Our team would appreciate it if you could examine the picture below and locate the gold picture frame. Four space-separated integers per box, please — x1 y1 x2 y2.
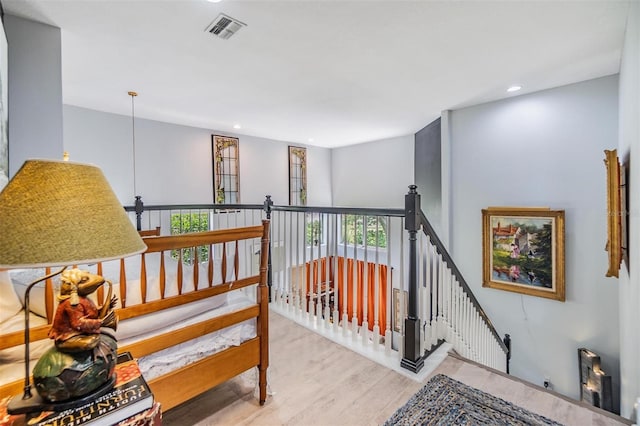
604 149 623 277
482 207 565 301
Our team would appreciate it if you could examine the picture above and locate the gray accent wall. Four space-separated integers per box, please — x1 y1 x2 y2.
448 75 620 411
414 118 442 235
5 15 62 176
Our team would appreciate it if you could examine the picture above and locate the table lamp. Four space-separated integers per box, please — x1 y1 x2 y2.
0 159 146 414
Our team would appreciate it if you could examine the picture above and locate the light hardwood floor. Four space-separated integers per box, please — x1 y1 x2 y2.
162 311 631 426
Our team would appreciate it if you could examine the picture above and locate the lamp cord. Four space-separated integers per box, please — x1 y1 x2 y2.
21 266 67 400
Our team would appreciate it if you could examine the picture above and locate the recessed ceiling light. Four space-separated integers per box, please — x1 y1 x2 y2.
507 85 522 93
233 124 242 129
207 0 222 3
308 138 314 143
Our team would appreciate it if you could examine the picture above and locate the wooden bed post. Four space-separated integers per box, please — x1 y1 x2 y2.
258 219 271 405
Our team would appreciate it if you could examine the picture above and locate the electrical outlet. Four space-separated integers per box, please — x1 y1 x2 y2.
543 378 551 389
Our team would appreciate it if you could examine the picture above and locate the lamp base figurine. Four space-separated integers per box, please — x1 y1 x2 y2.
7 268 119 415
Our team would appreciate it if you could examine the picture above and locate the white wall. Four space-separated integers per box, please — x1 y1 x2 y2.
331 135 414 208
617 0 640 418
449 76 620 409
63 105 332 206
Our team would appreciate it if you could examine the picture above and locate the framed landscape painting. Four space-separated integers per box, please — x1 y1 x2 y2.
482 207 565 301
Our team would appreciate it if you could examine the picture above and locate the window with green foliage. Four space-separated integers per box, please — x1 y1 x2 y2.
342 215 387 248
306 214 323 246
170 212 210 264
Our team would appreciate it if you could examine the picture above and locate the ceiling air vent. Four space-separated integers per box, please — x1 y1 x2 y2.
205 13 247 40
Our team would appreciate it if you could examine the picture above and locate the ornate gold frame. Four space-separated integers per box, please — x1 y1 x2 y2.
604 149 623 277
482 207 565 301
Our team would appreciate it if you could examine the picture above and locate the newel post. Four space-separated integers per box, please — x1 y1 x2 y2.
503 334 512 374
401 185 425 373
263 195 274 302
134 196 143 232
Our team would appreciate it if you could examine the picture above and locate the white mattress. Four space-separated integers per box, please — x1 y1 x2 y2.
0 288 257 386
122 289 257 381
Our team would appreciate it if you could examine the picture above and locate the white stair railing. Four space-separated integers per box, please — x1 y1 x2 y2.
416 207 509 373
268 208 403 357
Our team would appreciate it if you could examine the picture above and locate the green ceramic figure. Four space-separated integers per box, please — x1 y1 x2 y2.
32 269 119 402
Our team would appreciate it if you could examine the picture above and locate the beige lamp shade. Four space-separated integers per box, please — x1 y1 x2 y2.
0 159 146 268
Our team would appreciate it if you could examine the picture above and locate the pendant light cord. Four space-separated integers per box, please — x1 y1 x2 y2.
128 91 138 197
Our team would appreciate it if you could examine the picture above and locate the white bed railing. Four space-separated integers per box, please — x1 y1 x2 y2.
125 187 510 374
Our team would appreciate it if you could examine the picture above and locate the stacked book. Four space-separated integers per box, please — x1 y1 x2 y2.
1 353 158 426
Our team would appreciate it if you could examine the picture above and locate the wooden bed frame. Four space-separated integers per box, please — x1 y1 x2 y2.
0 220 270 412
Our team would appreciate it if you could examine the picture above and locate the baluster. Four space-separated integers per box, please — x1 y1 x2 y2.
399 215 405 342
450 273 456 343
441 263 447 340
323 214 331 328
295 212 301 316
278 211 284 301
470 309 476 361
273 211 280 307
472 302 478 359
420 235 431 347
372 218 381 349
451 279 458 351
303 212 312 320
342 214 349 337
468 304 475 360
457 280 463 350
286 213 292 310
479 323 484 364
458 283 464 351
432 243 439 346
437 255 445 340
475 312 481 362
312 215 320 321
293 211 300 315
332 213 340 332
483 317 489 364
445 266 452 341
351 215 359 341
418 232 426 354
384 216 392 354
460 294 467 357
458 284 464 353
361 215 369 345
483 325 488 365
430 242 438 347
315 214 323 326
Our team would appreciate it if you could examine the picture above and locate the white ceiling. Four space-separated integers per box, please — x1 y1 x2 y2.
2 0 631 148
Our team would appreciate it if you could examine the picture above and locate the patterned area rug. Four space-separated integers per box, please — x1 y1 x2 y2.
384 374 563 426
